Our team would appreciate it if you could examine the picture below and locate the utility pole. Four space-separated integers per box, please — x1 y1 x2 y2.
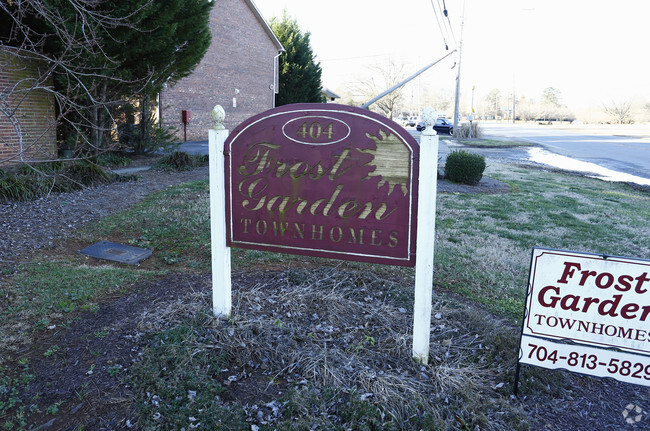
512 77 517 123
471 85 475 115
452 0 466 136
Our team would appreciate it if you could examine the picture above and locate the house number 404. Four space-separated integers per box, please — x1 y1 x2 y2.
296 122 334 140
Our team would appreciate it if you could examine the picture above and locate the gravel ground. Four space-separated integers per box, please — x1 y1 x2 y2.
0 165 209 266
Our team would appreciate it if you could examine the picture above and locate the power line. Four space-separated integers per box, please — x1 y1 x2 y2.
429 0 449 50
437 0 457 47
444 2 458 46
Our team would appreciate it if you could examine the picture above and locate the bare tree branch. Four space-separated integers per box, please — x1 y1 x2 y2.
1 0 152 164
350 59 406 119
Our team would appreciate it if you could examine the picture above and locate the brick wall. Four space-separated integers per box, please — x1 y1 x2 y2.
0 54 57 166
160 0 281 142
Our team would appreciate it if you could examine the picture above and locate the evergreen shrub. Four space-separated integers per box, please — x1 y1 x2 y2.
444 150 486 185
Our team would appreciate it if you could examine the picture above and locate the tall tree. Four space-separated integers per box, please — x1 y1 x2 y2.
603 99 633 124
270 12 323 105
486 89 501 119
542 87 562 107
117 0 213 153
63 0 213 153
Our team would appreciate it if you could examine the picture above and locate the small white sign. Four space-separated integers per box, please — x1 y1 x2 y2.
520 247 650 387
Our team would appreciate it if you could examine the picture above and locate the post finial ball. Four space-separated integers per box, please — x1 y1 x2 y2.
421 107 437 136
211 105 226 130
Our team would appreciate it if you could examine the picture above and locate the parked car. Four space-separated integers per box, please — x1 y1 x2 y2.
404 116 418 127
416 118 453 135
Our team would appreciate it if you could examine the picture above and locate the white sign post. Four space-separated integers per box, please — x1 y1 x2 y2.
209 119 232 317
515 247 650 393
412 112 439 364
209 105 439 364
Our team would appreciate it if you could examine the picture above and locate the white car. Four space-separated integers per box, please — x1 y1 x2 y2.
403 116 418 127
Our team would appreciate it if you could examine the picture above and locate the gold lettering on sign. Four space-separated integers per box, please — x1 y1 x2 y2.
236 142 400 221
230 111 415 265
237 219 400 247
238 182 396 221
358 130 411 196
238 142 279 176
238 142 353 181
296 121 335 140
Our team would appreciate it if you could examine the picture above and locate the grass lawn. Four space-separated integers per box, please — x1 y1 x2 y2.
435 163 650 318
1 158 649 430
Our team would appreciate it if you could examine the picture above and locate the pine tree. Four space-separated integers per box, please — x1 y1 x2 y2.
116 0 213 153
117 0 213 96
270 12 324 106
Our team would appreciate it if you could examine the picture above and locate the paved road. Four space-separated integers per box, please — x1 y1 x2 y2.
480 123 650 184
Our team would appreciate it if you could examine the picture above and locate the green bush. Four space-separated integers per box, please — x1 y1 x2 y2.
0 174 39 201
444 150 486 185
65 161 113 186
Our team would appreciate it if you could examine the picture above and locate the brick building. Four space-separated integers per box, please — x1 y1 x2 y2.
0 53 57 166
160 0 284 142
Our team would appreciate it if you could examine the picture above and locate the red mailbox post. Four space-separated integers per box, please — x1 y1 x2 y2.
182 110 191 142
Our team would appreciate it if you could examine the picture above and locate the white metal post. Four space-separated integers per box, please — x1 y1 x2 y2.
209 128 232 317
412 128 439 364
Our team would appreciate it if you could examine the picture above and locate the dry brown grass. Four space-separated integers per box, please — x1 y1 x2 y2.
135 267 528 429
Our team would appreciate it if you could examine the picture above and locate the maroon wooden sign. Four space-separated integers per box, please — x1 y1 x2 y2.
224 103 420 266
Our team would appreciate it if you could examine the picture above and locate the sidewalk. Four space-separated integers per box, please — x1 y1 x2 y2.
111 141 209 175
112 166 151 175
178 140 209 155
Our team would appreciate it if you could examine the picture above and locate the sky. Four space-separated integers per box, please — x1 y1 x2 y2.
255 0 650 115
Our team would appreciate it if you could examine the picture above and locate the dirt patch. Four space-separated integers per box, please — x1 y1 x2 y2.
17 269 650 430
0 160 209 266
18 274 208 430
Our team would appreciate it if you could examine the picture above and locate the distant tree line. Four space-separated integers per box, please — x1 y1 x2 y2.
476 87 575 122
475 86 650 124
